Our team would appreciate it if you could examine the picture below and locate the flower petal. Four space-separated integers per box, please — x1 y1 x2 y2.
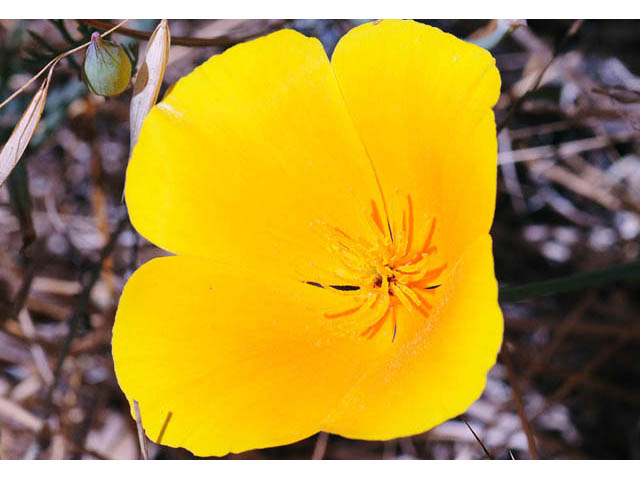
112 255 392 457
126 29 386 280
323 235 503 439
332 20 501 264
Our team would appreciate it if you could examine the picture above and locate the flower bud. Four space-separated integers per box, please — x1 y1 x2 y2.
83 32 132 97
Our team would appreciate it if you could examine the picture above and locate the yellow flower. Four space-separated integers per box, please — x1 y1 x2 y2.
113 19 503 457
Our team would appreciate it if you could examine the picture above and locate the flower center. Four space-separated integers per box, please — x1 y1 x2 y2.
306 195 446 341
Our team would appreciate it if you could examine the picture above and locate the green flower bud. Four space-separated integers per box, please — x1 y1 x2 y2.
83 32 132 97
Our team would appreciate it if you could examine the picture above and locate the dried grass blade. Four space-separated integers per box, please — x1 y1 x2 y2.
0 63 56 187
133 399 149 460
129 19 170 154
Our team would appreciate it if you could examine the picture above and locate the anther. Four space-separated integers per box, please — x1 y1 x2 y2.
329 285 361 291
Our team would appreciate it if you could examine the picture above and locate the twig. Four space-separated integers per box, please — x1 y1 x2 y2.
43 214 128 409
498 129 527 213
498 132 637 166
462 419 493 459
78 19 286 48
9 246 42 318
578 378 640 406
7 160 36 251
495 337 629 456
529 159 622 211
524 294 594 380
506 120 575 140
28 214 128 458
498 129 638 165
68 387 107 460
0 19 130 111
532 338 628 421
312 432 329 460
497 20 584 134
501 343 539 459
133 400 149 460
506 316 640 340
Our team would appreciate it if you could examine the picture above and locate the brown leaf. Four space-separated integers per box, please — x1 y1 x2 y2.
0 63 56 187
129 19 170 154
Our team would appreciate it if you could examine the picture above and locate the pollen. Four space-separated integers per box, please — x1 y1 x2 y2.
310 195 446 341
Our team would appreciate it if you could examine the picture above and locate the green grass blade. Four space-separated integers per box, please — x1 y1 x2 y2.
499 260 640 302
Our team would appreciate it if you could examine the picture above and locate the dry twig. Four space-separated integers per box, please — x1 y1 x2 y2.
501 343 539 459
497 20 585 133
78 19 286 48
133 400 149 460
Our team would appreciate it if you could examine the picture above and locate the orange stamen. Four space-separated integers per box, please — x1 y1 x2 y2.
319 200 444 341
394 283 432 320
405 195 414 257
411 263 447 287
391 195 415 264
370 200 386 238
361 309 390 339
421 217 437 253
324 300 367 319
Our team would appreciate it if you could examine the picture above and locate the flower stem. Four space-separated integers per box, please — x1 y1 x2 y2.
498 259 640 302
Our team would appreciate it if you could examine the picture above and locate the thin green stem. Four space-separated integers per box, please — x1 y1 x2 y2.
499 260 640 302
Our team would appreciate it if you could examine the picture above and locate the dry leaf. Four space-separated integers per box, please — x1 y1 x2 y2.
129 19 170 154
0 63 56 187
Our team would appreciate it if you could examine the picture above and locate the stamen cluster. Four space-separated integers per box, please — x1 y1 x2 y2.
309 196 447 340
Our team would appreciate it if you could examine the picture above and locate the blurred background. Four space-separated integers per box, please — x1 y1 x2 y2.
0 19 639 460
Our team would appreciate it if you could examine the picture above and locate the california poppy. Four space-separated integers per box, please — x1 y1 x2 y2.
113 19 503 457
